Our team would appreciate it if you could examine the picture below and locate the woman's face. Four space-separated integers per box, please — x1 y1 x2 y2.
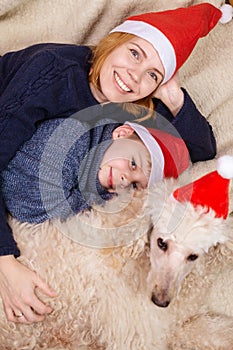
94 37 164 103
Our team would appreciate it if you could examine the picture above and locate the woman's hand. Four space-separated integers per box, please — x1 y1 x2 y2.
154 73 184 117
0 255 57 323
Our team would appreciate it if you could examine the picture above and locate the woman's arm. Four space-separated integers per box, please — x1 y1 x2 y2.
153 75 216 162
0 44 88 322
153 73 185 117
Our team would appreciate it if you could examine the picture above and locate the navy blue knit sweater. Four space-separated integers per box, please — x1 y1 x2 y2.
0 43 216 256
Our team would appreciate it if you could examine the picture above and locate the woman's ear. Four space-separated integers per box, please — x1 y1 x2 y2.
112 124 134 139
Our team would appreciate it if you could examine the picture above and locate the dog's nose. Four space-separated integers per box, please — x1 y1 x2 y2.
151 293 170 307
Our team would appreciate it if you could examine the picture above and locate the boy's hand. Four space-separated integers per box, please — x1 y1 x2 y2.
153 73 184 116
0 255 57 323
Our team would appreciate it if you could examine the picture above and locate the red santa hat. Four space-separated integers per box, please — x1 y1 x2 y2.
173 155 233 219
125 122 190 186
110 3 232 83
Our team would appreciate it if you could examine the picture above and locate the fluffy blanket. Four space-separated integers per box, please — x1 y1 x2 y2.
0 0 232 209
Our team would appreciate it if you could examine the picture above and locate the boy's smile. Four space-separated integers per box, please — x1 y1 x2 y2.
108 167 113 189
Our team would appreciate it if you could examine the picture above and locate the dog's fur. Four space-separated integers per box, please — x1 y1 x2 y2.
0 181 233 349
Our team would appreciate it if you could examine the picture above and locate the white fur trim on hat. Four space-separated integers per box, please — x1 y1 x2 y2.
219 4 233 24
217 155 233 179
110 20 176 83
125 122 164 186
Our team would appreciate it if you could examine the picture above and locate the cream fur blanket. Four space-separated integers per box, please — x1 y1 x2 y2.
0 0 232 209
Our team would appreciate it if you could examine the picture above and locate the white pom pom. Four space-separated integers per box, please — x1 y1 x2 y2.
220 4 233 24
217 155 233 179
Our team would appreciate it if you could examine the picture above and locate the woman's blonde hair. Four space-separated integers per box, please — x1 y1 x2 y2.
89 32 158 121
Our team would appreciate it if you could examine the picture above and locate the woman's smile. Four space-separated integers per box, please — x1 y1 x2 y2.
114 71 132 93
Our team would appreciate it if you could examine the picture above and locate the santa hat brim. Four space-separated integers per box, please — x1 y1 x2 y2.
125 121 164 186
110 20 176 83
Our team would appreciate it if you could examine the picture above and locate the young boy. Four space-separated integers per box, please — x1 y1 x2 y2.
1 108 189 224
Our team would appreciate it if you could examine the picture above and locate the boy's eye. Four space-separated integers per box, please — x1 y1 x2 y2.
148 71 158 82
131 159 137 169
130 49 139 59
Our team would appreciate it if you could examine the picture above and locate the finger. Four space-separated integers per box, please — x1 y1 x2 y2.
15 315 31 324
29 294 54 316
4 295 50 323
34 275 57 298
13 311 30 324
16 306 45 324
5 308 30 324
13 310 24 318
4 307 17 322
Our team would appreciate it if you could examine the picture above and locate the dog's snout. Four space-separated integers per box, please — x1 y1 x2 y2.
151 293 170 308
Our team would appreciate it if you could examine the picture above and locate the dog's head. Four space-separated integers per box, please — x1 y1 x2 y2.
145 154 233 308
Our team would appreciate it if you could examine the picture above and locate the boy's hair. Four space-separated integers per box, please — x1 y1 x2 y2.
89 32 157 121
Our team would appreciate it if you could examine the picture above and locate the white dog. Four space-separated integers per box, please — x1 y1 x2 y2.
0 157 233 349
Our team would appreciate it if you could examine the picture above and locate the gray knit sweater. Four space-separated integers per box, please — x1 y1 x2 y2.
1 115 120 223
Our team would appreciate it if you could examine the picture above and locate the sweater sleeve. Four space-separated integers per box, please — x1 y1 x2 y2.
0 196 20 256
0 47 93 167
0 45 94 256
154 88 217 163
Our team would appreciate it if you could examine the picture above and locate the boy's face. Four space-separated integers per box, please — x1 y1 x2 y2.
98 125 150 193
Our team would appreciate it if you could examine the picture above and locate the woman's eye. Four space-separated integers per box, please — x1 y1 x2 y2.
130 49 139 59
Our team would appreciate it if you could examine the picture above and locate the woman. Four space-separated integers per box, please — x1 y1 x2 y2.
0 3 222 323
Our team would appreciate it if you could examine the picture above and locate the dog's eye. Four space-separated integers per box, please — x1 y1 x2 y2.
157 238 168 252
187 254 198 261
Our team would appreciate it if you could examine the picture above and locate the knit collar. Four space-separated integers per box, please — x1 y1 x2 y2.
78 121 119 207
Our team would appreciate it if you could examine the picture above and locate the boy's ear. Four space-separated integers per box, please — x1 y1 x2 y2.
112 125 134 139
